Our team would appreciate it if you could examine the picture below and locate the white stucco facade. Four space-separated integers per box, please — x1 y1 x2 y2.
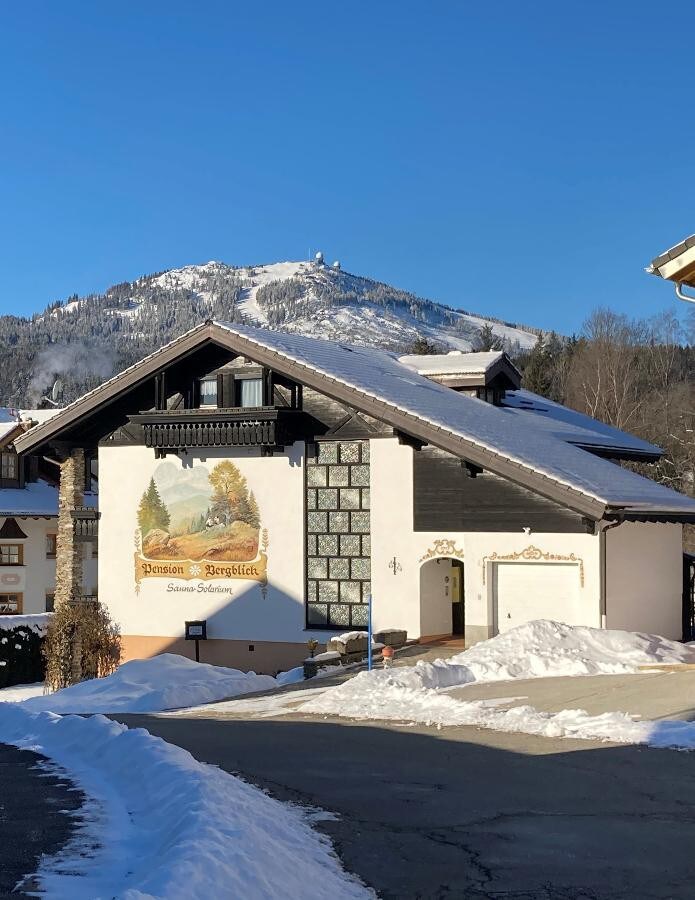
98 442 334 662
369 437 604 644
93 434 686 671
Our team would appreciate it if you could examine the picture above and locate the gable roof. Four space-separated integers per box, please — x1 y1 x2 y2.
398 350 521 389
14 321 695 522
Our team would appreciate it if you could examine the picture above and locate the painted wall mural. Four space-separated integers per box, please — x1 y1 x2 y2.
134 460 268 590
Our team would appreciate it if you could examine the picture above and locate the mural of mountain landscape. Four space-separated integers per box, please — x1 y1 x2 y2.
137 460 261 562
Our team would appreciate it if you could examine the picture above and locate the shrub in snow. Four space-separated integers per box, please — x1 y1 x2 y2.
44 600 121 691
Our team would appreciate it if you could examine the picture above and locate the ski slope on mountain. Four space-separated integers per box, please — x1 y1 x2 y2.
94 259 538 352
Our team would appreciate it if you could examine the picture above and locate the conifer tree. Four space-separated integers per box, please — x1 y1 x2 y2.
137 478 170 536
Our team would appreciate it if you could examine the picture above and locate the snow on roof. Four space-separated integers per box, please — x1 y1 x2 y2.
12 321 695 517
0 421 20 444
398 350 507 377
0 407 61 447
0 480 58 517
19 408 61 425
501 390 662 457
214 323 695 514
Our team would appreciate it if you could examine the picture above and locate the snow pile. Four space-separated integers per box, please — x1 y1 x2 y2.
0 613 51 634
0 705 370 899
352 620 695 694
299 621 695 748
21 653 278 714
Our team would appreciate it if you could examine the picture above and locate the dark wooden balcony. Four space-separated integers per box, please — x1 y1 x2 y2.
71 507 99 542
128 407 303 455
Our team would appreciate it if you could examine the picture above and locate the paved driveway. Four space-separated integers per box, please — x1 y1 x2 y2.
0 743 84 897
116 682 695 900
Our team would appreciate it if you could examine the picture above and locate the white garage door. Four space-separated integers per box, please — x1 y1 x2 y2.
494 563 579 634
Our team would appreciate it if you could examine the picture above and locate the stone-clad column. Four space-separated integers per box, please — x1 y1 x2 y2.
55 448 85 607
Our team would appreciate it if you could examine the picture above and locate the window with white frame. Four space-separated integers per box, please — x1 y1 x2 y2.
237 377 263 408
199 378 218 407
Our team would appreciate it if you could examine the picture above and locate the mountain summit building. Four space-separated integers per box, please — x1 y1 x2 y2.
14 322 695 672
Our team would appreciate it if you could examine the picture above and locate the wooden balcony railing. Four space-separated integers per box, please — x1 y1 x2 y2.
128 407 301 454
71 507 99 542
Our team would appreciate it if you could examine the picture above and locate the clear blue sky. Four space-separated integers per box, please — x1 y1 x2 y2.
1 1 693 334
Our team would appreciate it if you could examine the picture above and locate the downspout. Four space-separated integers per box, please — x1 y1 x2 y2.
599 515 624 629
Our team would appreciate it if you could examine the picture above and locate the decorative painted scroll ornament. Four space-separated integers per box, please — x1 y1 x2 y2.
134 528 269 592
481 544 584 586
419 539 465 563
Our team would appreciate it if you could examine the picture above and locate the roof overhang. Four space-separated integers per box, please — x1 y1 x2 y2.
648 234 695 287
0 423 25 451
14 322 695 524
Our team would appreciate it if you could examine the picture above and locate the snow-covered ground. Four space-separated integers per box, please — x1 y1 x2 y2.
7 622 695 895
0 705 371 899
298 621 695 749
20 653 279 714
0 681 44 702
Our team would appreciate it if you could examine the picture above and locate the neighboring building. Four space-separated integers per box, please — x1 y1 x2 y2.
647 234 695 302
14 322 695 673
0 408 97 614
647 232 695 636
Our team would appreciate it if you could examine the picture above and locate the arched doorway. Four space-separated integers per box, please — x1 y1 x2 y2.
419 557 465 641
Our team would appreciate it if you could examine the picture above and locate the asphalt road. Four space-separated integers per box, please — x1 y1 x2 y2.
114 710 695 900
0 743 84 897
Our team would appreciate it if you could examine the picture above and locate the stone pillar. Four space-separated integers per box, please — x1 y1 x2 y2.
55 448 85 607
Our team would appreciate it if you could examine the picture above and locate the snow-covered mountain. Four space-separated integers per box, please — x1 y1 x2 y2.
80 259 539 352
0 258 541 406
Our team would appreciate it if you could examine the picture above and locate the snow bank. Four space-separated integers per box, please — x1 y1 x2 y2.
0 613 51 634
300 621 695 749
303 678 695 750
0 705 370 899
351 620 695 695
21 653 278 714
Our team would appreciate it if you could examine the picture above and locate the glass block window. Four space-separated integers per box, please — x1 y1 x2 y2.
317 489 338 510
306 440 371 630
340 534 361 556
339 489 360 510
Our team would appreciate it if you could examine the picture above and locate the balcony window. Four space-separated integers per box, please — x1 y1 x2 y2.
199 378 218 408
238 377 263 408
0 544 22 565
